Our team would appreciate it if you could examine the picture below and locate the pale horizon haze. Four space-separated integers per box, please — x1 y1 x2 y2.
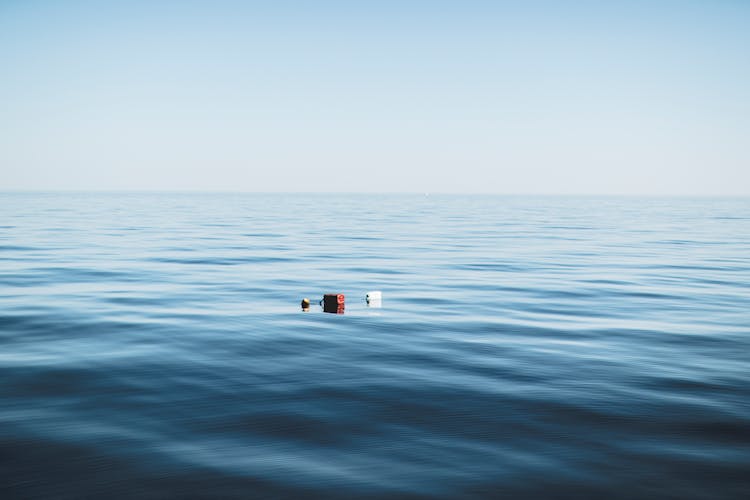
1 0 749 195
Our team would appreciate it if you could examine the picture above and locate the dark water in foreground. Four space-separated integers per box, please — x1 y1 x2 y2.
1 193 749 498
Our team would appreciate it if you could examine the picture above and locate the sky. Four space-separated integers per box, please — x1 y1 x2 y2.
1 0 748 194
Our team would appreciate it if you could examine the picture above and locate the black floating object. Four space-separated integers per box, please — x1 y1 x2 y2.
322 293 345 314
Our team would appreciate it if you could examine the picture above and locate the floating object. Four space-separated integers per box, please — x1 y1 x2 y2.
366 291 382 308
301 297 310 311
321 293 345 314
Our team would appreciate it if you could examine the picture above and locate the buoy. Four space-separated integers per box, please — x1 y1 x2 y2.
322 293 345 314
301 297 310 311
366 291 382 308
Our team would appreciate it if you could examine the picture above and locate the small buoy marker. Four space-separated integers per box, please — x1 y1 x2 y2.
301 297 310 311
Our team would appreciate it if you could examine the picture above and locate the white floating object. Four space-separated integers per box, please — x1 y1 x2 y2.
366 291 382 308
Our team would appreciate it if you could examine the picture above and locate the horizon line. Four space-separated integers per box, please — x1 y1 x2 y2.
1 189 748 198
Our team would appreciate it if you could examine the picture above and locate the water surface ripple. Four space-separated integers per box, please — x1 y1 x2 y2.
1 193 749 498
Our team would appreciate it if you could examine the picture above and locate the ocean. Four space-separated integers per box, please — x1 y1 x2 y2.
1 192 748 498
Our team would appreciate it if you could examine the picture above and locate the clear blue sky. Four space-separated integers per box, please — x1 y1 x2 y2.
1 0 748 194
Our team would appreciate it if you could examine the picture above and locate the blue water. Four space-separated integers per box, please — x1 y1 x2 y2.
1 192 749 498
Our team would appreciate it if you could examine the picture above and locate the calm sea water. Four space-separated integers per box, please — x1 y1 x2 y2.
1 192 749 498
